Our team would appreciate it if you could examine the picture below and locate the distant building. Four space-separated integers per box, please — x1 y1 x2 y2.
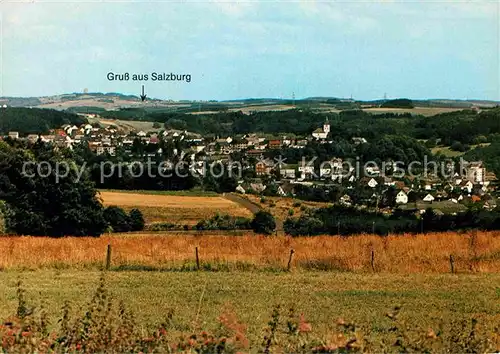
396 190 408 204
312 117 330 140
8 132 19 140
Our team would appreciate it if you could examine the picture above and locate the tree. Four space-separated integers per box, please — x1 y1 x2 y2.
0 142 107 237
129 208 145 231
251 211 276 235
103 206 131 233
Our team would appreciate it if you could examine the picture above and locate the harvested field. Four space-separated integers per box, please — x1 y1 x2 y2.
99 191 252 225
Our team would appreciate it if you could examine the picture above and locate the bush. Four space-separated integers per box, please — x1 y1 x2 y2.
260 197 267 204
284 216 324 236
147 222 177 231
196 214 252 231
451 141 467 152
288 209 295 216
251 211 276 235
103 206 131 233
128 209 145 231
292 202 302 208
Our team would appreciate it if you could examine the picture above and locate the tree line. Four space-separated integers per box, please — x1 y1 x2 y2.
284 205 500 236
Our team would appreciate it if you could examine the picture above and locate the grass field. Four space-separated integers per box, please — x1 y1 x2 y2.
1 231 500 350
2 270 500 351
432 143 491 157
99 191 252 226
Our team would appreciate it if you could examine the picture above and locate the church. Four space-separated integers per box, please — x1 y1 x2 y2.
312 118 330 140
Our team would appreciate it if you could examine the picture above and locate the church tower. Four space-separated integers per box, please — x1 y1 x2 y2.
323 117 330 134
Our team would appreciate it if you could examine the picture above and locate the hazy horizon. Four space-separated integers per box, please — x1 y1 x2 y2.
2 0 499 101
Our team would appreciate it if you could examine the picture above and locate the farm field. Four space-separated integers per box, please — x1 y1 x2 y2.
362 106 463 116
99 191 252 226
1 270 500 350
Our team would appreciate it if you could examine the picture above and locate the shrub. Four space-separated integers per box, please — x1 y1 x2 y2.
284 216 324 236
147 222 177 231
128 209 145 231
251 211 276 235
288 209 295 216
103 206 131 233
196 214 252 231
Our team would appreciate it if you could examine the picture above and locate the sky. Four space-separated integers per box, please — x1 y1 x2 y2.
1 0 499 101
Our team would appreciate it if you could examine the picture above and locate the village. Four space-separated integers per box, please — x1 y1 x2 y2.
2 113 498 215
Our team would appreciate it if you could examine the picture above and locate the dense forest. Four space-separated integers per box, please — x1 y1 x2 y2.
0 108 86 134
100 106 500 144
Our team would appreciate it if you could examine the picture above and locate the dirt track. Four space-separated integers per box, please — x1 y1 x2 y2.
224 193 284 232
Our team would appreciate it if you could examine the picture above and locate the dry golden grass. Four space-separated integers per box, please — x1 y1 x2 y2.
100 191 252 225
0 231 499 272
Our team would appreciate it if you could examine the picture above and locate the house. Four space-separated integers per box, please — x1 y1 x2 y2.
231 140 247 151
148 135 159 144
250 183 266 194
255 159 275 176
39 135 55 143
320 158 343 179
96 146 116 156
471 195 482 203
464 161 485 184
484 200 497 210
396 190 408 204
277 183 294 197
352 137 367 145
268 140 282 149
235 185 246 194
298 165 315 180
245 134 265 147
73 134 85 143
280 167 296 179
54 135 73 149
247 150 263 158
460 180 474 194
365 165 381 177
8 131 19 139
340 194 352 206
311 118 330 140
216 137 233 145
26 134 39 143
367 178 378 188
137 131 147 137
423 194 435 203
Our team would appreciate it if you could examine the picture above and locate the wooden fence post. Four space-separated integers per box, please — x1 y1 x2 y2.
371 250 375 272
105 244 112 270
195 247 200 270
287 249 294 271
449 254 455 274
